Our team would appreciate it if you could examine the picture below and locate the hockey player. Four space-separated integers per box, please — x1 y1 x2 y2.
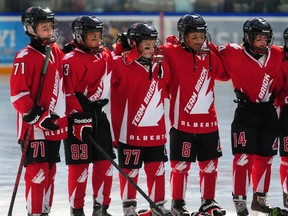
164 14 229 216
211 17 284 216
62 16 115 216
279 27 288 210
110 23 171 216
10 6 67 216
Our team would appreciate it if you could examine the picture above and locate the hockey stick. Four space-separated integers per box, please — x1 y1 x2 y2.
86 135 165 216
8 46 52 216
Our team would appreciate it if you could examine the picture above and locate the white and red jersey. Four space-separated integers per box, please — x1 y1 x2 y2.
10 43 67 141
277 52 288 106
111 56 170 147
164 44 229 134
62 47 113 115
216 43 284 103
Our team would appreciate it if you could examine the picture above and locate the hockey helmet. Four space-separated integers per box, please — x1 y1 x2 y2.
21 6 58 44
72 15 104 52
127 23 158 47
243 17 273 54
177 14 207 38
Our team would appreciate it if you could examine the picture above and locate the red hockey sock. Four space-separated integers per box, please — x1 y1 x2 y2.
43 163 56 212
92 160 113 205
170 161 191 200
280 156 288 193
252 155 273 193
68 163 89 209
119 168 139 200
232 153 254 196
144 161 165 203
198 159 218 199
25 162 49 214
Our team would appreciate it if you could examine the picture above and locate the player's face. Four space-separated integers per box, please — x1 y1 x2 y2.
84 31 102 50
35 21 54 40
253 34 268 48
185 32 205 52
138 39 156 59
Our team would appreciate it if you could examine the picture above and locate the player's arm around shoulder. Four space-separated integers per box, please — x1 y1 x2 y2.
210 50 230 81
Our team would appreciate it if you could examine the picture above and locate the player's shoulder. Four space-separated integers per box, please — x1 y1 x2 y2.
269 45 284 59
62 49 78 62
101 47 113 60
270 45 283 53
102 47 112 54
14 45 39 62
113 55 125 67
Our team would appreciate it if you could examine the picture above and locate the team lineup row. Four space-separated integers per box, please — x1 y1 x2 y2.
8 5 288 216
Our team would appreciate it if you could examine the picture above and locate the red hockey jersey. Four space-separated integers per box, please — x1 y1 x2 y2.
277 55 288 106
216 43 284 103
111 56 170 147
10 43 67 141
62 47 113 115
164 44 229 134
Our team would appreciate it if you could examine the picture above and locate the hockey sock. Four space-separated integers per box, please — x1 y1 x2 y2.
25 162 49 214
252 155 273 193
144 161 165 202
68 163 89 209
198 159 218 199
232 153 254 195
280 156 288 193
170 161 191 200
92 160 113 205
119 168 139 200
43 163 56 213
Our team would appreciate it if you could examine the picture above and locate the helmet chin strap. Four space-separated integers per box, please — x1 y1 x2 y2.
245 42 268 56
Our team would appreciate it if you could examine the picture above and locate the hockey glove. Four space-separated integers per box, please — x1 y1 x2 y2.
23 104 59 131
114 33 131 56
70 112 93 143
166 35 179 45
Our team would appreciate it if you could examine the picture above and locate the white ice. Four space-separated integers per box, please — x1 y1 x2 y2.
0 75 283 216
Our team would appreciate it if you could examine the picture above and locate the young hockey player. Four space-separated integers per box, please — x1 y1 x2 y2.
110 23 171 216
212 17 284 216
10 6 67 216
62 15 115 216
279 27 288 210
164 14 229 216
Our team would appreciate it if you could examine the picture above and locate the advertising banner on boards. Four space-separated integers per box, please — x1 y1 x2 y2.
0 14 287 73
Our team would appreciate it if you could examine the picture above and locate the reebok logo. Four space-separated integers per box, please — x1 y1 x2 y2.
74 118 92 124
30 114 41 124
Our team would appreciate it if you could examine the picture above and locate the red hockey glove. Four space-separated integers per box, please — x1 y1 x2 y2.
166 35 179 45
23 105 59 131
70 112 93 143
